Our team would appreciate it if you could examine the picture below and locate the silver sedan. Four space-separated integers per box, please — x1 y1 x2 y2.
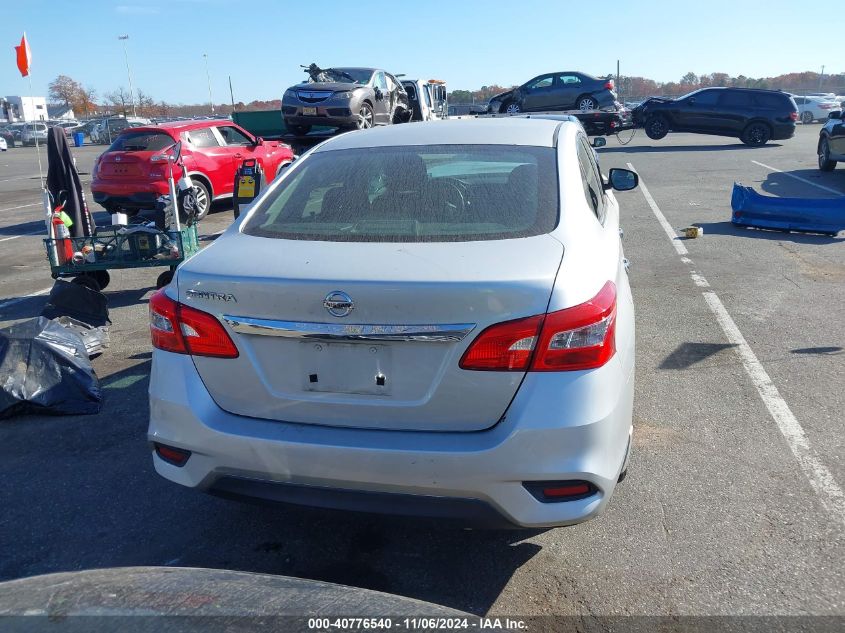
147 117 639 528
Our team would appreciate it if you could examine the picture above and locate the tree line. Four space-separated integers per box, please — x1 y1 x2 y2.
47 70 845 117
446 71 845 104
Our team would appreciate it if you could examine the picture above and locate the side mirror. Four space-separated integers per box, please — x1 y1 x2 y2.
606 168 639 192
592 137 607 148
255 136 265 145
171 140 182 162
374 88 383 101
829 111 842 120
687 97 696 105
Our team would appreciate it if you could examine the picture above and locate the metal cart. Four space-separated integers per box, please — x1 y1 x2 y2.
44 223 200 292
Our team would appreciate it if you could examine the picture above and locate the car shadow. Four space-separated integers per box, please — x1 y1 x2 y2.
0 358 545 616
659 342 737 370
600 142 783 154
693 221 844 244
757 169 845 198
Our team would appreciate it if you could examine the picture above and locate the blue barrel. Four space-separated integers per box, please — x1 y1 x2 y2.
73 132 84 147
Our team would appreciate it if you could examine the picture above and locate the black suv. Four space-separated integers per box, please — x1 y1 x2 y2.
632 88 798 146
487 72 617 114
818 109 845 171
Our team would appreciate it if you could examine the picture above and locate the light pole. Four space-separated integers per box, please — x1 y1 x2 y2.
819 65 825 91
203 53 215 114
118 35 137 117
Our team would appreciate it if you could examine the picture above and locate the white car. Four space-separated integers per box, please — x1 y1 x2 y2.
20 122 49 146
147 117 639 528
793 96 840 123
0 136 6 151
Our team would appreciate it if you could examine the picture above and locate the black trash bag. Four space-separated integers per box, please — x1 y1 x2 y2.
41 279 110 328
0 317 102 419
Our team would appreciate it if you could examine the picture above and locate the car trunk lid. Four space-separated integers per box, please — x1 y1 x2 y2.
179 232 564 432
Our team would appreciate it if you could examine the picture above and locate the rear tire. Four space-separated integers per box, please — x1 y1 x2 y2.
818 137 837 171
72 274 102 293
576 95 597 111
740 122 771 146
156 270 174 289
801 111 814 124
644 115 669 140
191 180 211 221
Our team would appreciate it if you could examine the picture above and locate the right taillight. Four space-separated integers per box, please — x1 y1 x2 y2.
790 112 799 121
149 289 238 358
459 282 616 372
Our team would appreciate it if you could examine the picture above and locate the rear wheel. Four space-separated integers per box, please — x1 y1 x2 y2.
740 122 771 146
644 115 669 140
156 269 174 289
801 111 814 124
192 180 211 221
72 273 103 293
577 95 597 111
818 137 837 171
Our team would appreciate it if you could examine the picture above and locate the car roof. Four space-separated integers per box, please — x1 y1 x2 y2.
314 118 565 151
143 119 234 132
331 66 378 72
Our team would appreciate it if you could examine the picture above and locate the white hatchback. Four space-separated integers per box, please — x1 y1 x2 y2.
148 118 639 528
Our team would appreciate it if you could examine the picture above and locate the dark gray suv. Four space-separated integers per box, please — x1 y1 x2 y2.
282 65 411 136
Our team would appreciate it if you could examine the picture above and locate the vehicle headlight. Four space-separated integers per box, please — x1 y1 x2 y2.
283 90 295 99
334 91 354 100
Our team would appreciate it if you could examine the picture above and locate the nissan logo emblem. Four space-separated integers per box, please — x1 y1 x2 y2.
323 291 354 318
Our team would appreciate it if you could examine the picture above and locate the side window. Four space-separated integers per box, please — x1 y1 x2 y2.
375 72 388 91
423 85 432 108
527 76 554 90
186 128 219 148
793 97 805 105
690 90 720 105
558 74 582 85
576 136 605 222
217 125 252 146
719 91 753 107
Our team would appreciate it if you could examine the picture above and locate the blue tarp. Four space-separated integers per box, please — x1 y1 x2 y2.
730 182 845 236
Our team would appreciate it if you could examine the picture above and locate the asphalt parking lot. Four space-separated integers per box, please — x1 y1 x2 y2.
0 126 843 617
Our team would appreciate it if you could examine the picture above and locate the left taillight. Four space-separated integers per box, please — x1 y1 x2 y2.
149 289 238 358
790 112 799 121
459 281 617 372
605 79 615 91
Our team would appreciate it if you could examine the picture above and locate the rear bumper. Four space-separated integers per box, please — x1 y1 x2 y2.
91 180 170 210
284 112 357 129
771 123 796 140
148 352 634 529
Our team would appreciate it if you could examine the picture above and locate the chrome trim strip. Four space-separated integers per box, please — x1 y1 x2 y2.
222 316 475 343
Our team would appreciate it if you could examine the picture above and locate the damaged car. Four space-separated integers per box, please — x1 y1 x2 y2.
282 64 411 135
488 72 617 114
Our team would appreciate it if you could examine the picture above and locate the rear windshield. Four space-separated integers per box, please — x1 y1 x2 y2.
243 144 559 242
108 131 174 152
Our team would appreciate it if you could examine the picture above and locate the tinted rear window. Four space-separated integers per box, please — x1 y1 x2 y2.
754 93 792 109
720 91 753 107
243 145 559 242
108 131 174 152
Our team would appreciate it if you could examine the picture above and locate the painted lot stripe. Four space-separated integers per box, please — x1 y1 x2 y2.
631 163 845 527
0 230 43 243
751 160 844 196
0 287 52 311
627 163 688 256
0 202 41 213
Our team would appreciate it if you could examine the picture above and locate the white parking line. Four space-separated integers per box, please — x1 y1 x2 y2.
629 165 688 256
751 160 844 196
631 163 845 527
0 287 52 311
0 202 41 213
0 230 43 243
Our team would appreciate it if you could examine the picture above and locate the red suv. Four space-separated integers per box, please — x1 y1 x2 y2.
91 120 294 219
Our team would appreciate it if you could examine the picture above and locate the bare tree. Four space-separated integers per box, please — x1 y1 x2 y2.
105 87 132 116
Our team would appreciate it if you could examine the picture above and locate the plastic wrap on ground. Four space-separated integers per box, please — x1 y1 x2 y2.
0 317 102 419
730 182 845 235
40 279 110 327
53 316 110 358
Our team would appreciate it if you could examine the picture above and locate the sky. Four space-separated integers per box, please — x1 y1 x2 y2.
1 0 842 106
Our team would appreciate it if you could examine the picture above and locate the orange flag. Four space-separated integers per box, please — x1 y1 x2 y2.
15 33 31 77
